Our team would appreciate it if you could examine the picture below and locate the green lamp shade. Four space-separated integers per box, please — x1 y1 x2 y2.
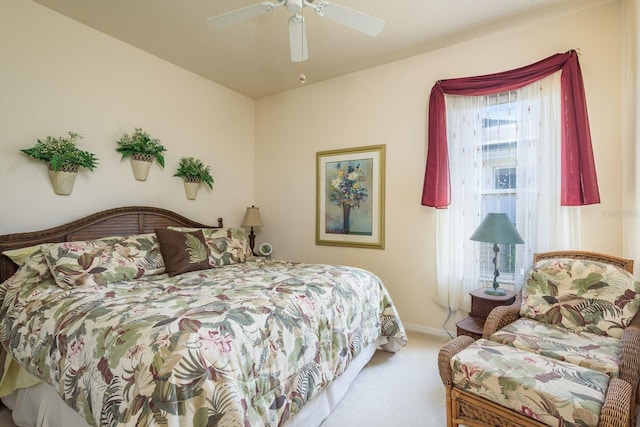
469 213 524 244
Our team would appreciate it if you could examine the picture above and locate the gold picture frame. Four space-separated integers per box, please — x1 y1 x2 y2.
316 145 385 249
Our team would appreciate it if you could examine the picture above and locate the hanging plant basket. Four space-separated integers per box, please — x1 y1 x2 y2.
130 153 153 181
115 128 166 181
174 157 214 200
183 178 201 200
48 165 78 195
20 132 98 196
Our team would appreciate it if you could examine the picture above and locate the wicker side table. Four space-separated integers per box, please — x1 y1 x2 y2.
456 288 516 340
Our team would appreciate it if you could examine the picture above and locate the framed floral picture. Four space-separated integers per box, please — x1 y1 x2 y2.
316 145 385 248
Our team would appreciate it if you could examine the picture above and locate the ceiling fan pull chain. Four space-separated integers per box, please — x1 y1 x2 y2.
299 5 306 83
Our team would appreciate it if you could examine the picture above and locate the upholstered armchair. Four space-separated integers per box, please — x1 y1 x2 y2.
483 251 640 425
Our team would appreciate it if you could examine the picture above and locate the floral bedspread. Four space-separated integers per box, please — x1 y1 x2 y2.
0 257 406 427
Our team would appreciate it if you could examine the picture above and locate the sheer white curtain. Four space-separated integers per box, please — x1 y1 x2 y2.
435 94 483 312
434 72 581 313
516 73 582 265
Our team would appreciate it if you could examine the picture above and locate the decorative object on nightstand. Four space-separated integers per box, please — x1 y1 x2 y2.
241 205 263 255
456 287 516 340
258 242 273 258
469 213 524 296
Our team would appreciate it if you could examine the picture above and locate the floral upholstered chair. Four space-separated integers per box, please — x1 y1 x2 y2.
484 251 640 424
438 251 639 427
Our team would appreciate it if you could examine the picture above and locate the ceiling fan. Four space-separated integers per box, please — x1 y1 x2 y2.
206 0 384 62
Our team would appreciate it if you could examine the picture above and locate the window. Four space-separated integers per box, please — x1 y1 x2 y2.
495 167 516 190
435 73 581 314
421 50 600 210
478 92 520 284
426 51 597 317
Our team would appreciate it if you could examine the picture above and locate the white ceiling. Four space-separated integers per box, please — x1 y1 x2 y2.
33 0 607 99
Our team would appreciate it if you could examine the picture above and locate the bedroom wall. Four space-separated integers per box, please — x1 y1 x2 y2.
0 1 255 234
254 1 626 335
622 0 640 279
1 1 630 336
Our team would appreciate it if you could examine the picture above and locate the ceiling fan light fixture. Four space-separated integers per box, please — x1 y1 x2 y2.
206 0 384 62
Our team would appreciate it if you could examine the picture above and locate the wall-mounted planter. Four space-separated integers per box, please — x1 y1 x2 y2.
174 157 214 200
116 128 166 181
20 132 98 196
183 180 200 200
48 168 77 195
130 155 153 181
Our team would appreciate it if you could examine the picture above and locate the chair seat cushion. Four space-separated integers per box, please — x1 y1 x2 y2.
490 318 621 378
451 338 609 427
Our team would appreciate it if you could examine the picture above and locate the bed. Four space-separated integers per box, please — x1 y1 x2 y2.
0 206 407 427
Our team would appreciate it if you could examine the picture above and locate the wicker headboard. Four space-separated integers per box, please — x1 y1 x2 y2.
0 206 223 283
533 250 634 274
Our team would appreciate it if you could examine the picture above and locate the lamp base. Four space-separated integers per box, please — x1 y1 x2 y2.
484 287 507 296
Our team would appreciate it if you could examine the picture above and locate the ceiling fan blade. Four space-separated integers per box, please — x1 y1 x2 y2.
289 15 308 62
313 2 384 36
206 2 280 29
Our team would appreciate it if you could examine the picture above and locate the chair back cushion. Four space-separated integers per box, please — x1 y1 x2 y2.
521 258 640 338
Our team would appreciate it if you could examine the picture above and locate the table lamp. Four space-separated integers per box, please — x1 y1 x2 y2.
241 205 263 255
469 213 524 296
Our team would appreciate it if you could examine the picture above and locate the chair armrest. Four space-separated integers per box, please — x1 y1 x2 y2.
618 326 640 396
627 311 640 329
598 378 632 427
482 292 522 339
437 336 474 386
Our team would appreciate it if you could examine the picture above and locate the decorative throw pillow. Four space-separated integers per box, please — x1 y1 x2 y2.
168 227 252 266
155 228 211 276
42 237 140 289
3 245 42 267
114 233 165 276
3 248 52 289
40 233 167 289
521 258 640 338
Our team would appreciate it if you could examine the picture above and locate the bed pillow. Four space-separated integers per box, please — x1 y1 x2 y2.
155 228 211 276
521 258 640 338
41 233 166 289
168 227 252 266
42 237 139 289
2 248 52 289
3 245 42 267
114 233 165 276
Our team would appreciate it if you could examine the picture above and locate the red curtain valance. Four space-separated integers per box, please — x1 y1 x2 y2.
421 50 600 208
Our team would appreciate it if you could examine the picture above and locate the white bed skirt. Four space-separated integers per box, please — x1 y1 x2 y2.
2 339 381 427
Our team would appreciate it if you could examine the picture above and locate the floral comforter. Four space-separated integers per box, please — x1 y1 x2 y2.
0 257 406 427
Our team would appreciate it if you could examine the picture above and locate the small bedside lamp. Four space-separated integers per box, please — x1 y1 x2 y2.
470 213 524 296
241 205 263 255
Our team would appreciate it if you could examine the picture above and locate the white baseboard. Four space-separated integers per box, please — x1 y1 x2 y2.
403 322 455 339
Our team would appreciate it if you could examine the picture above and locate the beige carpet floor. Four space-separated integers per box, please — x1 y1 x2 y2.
322 331 449 426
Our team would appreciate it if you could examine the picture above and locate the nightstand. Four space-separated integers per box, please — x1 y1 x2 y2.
456 288 517 340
